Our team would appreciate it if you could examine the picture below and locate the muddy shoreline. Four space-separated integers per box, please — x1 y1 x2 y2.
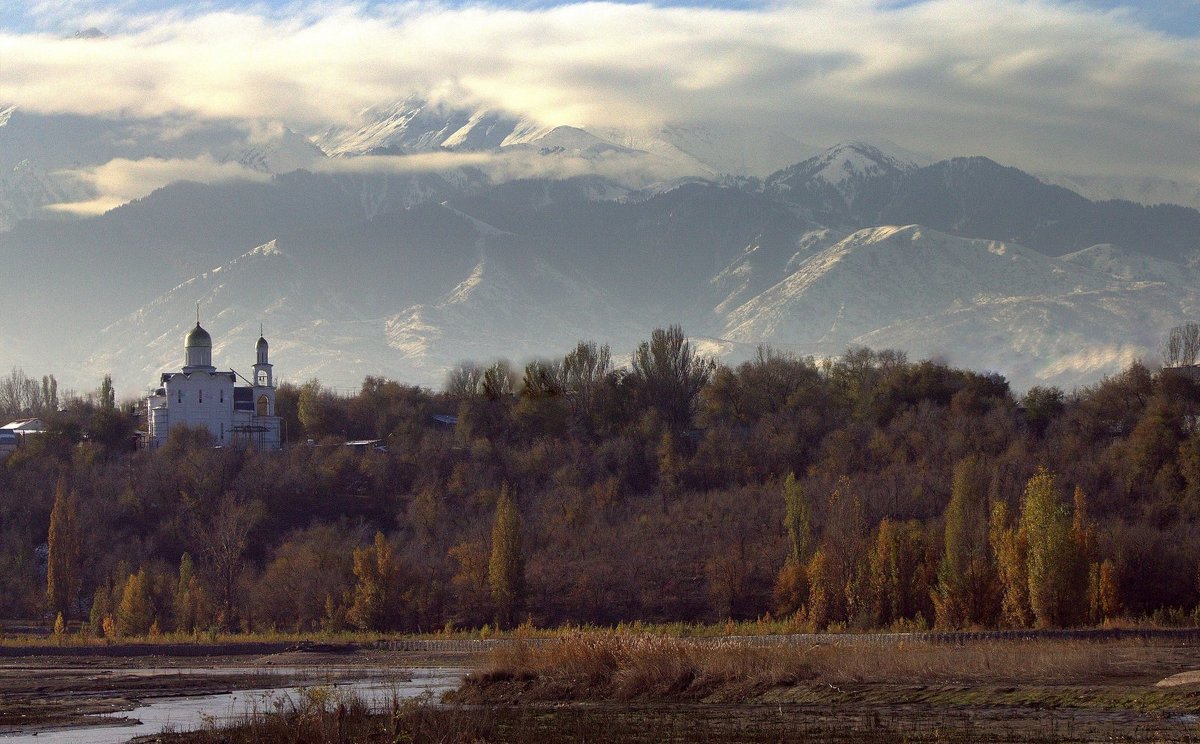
0 645 479 736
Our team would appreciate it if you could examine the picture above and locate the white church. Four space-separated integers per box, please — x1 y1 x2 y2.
144 322 283 449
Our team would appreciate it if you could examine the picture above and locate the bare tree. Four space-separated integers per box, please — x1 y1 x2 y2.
1162 323 1200 367
562 341 612 415
444 362 484 398
1183 322 1200 366
192 494 264 629
0 368 43 420
1164 327 1183 367
521 359 564 398
480 361 516 401
631 325 715 429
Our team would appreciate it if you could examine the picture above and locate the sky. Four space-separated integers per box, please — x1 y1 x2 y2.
0 0 1197 184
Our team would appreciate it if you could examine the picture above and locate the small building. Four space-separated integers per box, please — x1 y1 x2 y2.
1 418 46 435
0 430 17 459
0 419 42 460
144 322 282 449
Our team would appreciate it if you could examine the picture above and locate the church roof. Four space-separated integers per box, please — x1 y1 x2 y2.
185 323 212 348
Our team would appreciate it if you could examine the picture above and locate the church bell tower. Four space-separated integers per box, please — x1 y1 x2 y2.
252 330 275 416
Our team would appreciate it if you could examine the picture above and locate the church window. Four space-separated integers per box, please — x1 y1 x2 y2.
220 389 224 403
257 395 269 416
199 390 203 404
177 390 182 404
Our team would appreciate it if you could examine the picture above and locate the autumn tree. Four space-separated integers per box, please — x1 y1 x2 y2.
1021 468 1087 628
868 518 932 627
805 478 865 629
934 456 1000 628
116 568 153 637
46 476 81 619
175 553 195 633
488 486 525 628
774 473 812 615
297 379 337 439
348 532 399 631
990 499 1032 628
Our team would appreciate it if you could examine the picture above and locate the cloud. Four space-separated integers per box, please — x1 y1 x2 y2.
46 146 690 216
311 147 697 184
48 155 270 215
2 0 1199 181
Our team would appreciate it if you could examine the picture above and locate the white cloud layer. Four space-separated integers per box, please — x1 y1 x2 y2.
3 0 1198 181
49 155 271 215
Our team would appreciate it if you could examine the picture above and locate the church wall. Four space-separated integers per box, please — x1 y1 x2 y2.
163 372 236 444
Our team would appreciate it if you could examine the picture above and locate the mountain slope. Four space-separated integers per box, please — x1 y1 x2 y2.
720 225 1200 386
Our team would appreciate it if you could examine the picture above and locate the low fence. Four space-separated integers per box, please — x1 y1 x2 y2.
378 626 1200 653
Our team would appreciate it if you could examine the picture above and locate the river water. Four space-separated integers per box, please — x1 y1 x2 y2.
0 666 466 744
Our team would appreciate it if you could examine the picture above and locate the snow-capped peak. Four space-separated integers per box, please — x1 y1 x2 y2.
807 141 916 186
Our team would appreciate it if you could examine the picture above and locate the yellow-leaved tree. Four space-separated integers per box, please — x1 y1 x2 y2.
46 476 81 620
933 456 1000 628
348 532 398 631
488 486 525 629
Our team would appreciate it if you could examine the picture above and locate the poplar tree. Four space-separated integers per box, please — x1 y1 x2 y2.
46 476 81 619
934 456 999 628
783 473 812 565
174 553 197 633
774 473 812 616
1021 468 1086 628
488 486 525 628
99 374 115 410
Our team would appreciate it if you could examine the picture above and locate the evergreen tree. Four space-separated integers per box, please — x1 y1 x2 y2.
488 486 525 628
46 476 81 619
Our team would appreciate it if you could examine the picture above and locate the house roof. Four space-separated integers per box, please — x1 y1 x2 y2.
1 418 45 432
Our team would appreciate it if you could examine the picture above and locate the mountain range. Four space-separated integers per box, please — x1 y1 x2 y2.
2 98 1199 397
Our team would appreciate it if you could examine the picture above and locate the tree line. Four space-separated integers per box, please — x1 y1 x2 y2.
5 325 1200 635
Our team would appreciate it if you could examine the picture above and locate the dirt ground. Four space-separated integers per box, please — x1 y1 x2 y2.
0 645 478 735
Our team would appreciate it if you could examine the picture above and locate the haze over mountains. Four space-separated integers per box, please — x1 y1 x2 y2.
2 98 1199 396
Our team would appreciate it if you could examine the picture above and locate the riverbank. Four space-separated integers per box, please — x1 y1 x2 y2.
11 634 1200 743
0 646 474 738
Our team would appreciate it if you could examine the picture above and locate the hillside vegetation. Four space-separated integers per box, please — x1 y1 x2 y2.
3 327 1200 635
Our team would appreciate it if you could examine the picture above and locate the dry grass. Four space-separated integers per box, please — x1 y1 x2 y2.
172 686 497 744
474 634 1139 701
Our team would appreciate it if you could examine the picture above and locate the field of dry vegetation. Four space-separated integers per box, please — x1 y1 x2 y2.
147 634 1200 743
